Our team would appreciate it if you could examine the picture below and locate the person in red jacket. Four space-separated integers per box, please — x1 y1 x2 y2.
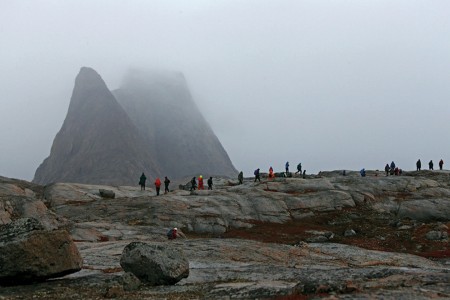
198 175 204 190
154 177 161 196
269 166 274 179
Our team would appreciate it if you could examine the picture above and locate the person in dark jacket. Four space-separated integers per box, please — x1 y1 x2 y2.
295 163 302 174
439 159 444 170
164 176 170 194
254 168 261 182
429 160 434 170
207 177 213 190
285 161 289 173
238 171 244 184
360 168 366 177
416 159 421 171
385 164 390 176
190 177 197 191
139 173 147 190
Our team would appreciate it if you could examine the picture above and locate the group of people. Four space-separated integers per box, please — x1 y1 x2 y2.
416 159 444 171
246 162 306 183
190 175 213 191
139 173 171 196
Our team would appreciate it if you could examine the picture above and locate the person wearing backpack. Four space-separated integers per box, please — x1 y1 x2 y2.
164 176 170 194
429 160 434 170
254 168 260 182
295 163 302 175
154 177 161 196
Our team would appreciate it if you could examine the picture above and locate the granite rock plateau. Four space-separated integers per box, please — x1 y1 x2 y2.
33 67 236 186
1 170 449 299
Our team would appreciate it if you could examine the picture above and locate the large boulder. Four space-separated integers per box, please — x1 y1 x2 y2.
120 242 189 285
0 218 82 284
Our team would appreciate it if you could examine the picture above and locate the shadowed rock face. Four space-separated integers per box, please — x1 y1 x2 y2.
33 67 236 185
113 70 237 179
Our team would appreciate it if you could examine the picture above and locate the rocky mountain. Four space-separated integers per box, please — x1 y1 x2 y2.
33 67 236 185
113 70 236 179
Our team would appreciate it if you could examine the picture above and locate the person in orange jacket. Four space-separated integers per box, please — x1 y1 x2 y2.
154 177 161 196
198 175 204 190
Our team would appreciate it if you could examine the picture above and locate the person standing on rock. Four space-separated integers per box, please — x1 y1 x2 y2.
207 177 213 190
198 175 204 190
190 177 197 191
164 176 170 194
139 173 147 190
416 159 421 171
167 227 186 240
439 159 444 170
238 171 244 184
360 168 366 177
254 168 261 182
390 162 396 175
154 177 161 195
285 161 289 174
385 164 390 176
295 163 302 175
429 160 434 170
269 166 274 179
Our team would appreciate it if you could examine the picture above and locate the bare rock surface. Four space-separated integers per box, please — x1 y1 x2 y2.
0 171 449 298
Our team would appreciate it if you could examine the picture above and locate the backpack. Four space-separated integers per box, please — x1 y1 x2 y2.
167 229 173 238
254 170 257 175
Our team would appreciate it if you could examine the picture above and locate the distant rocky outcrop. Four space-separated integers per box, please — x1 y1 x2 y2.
33 67 236 186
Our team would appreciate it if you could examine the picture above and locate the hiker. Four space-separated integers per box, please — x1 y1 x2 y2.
385 164 390 176
198 175 204 190
394 167 399 176
439 159 444 170
429 160 434 170
342 170 346 176
302 170 306 179
295 163 302 174
190 177 197 191
207 177 213 190
269 166 274 179
164 176 170 194
360 168 366 177
416 159 421 171
390 161 396 173
167 227 186 240
154 177 161 196
285 161 289 173
139 172 147 190
254 168 261 182
238 171 244 184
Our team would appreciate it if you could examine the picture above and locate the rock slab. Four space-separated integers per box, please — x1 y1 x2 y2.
120 242 189 285
0 218 82 284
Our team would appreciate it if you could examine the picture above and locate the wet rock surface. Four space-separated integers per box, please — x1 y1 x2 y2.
0 172 449 298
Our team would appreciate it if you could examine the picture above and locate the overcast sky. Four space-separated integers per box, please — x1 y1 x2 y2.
1 0 449 181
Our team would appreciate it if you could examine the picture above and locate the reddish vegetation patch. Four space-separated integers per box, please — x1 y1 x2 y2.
102 267 123 274
218 208 450 259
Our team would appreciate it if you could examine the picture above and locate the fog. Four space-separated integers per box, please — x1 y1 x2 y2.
1 0 449 181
